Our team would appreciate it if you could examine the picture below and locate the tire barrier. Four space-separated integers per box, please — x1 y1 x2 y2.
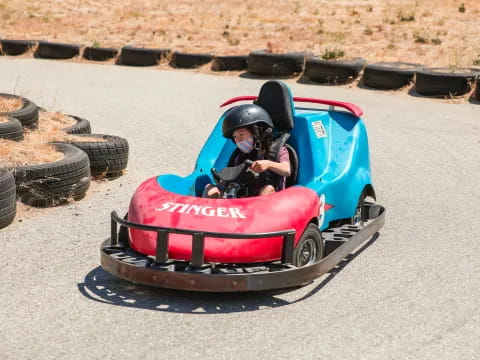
211 55 248 71
304 57 366 84
0 38 478 103
118 46 170 66
58 134 129 176
415 67 479 97
247 50 307 76
169 52 213 68
0 117 24 141
0 40 37 56
35 41 80 59
0 93 39 129
0 168 16 229
14 143 91 207
83 47 118 61
62 115 92 135
362 62 423 90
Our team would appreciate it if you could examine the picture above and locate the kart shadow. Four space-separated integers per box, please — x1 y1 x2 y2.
78 233 379 314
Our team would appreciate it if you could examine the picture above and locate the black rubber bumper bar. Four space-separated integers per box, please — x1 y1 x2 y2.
100 204 385 292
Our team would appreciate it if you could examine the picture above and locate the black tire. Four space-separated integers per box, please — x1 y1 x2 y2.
305 57 367 84
0 117 24 141
0 168 16 229
415 67 479 97
211 55 248 71
247 50 306 76
14 143 91 207
62 115 92 135
35 41 80 59
363 62 422 89
476 77 480 101
170 52 213 68
58 134 129 176
118 46 170 66
0 93 39 129
83 47 118 61
0 40 37 56
349 191 367 226
293 224 324 267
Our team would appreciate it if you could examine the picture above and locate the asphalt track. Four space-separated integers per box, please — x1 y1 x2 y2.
0 58 479 360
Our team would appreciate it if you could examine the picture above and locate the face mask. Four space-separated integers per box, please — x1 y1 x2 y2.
236 136 254 153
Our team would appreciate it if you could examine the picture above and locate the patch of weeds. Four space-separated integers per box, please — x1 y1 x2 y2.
366 6 373 12
413 31 428 44
222 31 240 46
321 48 345 60
128 10 141 18
458 3 466 13
363 27 373 36
431 37 442 45
349 9 359 16
329 31 346 42
293 1 301 14
387 42 395 50
92 41 100 48
473 56 480 66
397 8 415 22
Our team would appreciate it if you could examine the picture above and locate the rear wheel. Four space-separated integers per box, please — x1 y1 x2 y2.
293 224 324 267
350 191 367 226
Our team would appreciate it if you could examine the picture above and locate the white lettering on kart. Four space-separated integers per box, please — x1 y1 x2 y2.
155 202 246 219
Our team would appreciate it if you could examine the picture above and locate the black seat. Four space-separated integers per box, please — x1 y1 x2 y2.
255 80 294 131
256 81 298 187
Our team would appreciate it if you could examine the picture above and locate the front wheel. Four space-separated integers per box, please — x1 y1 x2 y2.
293 224 324 267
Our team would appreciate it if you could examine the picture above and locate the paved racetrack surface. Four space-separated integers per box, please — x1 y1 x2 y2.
0 58 479 360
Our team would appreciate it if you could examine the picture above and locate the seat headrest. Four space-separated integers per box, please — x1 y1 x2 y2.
255 81 294 131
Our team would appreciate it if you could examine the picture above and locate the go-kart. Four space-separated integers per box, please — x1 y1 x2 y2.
100 80 385 292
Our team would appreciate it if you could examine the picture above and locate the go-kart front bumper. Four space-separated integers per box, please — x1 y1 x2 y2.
100 204 385 292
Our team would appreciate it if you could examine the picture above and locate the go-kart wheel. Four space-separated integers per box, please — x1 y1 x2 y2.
350 191 366 226
293 224 324 267
118 213 130 247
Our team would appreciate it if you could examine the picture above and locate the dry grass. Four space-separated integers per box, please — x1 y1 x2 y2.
0 115 10 123
0 96 23 112
38 111 76 132
0 135 63 167
0 0 479 66
0 110 109 168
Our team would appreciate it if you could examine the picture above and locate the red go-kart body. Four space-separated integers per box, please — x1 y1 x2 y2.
128 177 320 263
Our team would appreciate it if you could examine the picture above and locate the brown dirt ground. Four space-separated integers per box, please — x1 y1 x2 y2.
0 0 479 67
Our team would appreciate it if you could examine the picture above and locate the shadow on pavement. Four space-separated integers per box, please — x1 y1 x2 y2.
78 233 379 314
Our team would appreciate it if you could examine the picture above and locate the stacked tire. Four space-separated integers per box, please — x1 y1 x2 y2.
247 50 307 77
362 62 422 89
0 169 16 229
14 144 91 207
304 58 366 84
57 134 129 177
0 117 24 141
0 93 39 129
415 68 479 97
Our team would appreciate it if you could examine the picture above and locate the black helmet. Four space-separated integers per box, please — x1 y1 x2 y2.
222 104 273 139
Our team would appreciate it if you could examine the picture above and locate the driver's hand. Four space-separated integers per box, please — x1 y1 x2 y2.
251 160 270 173
207 186 221 198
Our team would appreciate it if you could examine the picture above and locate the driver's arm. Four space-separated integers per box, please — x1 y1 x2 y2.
251 160 291 177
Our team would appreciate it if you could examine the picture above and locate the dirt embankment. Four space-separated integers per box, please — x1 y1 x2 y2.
0 0 479 67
